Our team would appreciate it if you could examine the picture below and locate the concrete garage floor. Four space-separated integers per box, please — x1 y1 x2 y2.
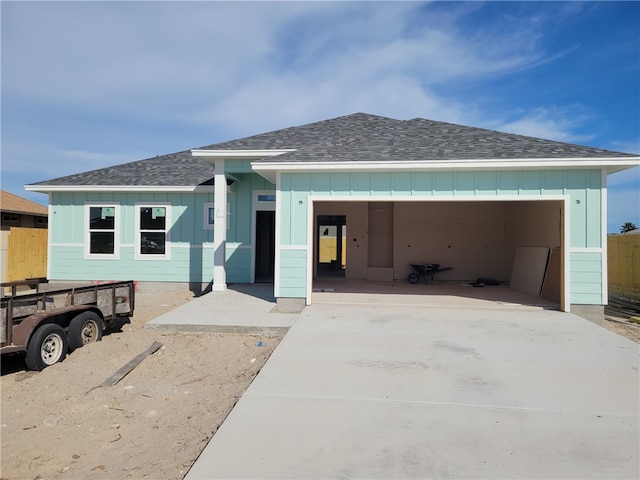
311 278 559 310
185 289 639 479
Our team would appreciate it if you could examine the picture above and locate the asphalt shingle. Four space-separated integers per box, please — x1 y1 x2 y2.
29 113 637 187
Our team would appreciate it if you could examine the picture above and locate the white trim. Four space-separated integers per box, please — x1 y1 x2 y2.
192 149 296 159
25 185 214 193
601 169 608 304
171 243 215 249
212 159 228 290
134 203 171 261
304 194 572 312
252 158 640 183
203 202 215 230
84 203 120 260
46 199 52 279
563 200 571 313
253 157 640 170
306 197 314 306
50 242 84 248
310 194 569 202
569 247 604 253
274 178 281 296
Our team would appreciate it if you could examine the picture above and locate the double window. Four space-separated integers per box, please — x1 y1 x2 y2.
85 203 170 259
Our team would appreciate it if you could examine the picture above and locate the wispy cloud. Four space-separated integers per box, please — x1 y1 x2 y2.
494 106 596 143
2 1 582 130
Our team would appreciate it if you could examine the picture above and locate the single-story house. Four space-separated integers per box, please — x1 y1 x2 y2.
26 113 640 319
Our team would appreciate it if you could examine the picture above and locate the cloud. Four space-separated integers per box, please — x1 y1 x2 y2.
493 106 596 143
2 1 576 129
2 140 148 179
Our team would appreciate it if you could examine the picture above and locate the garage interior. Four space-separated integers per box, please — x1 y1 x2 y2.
312 200 563 310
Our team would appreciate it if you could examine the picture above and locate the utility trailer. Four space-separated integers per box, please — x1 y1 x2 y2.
1 280 135 371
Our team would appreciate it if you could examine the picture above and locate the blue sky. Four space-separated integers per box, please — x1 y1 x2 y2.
2 1 638 233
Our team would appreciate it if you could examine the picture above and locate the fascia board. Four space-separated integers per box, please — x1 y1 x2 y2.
251 157 640 173
191 149 296 160
24 185 213 193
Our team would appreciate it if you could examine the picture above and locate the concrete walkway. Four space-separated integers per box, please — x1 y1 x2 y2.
183 299 639 479
145 284 299 335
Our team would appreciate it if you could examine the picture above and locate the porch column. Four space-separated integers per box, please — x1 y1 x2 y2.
212 158 227 291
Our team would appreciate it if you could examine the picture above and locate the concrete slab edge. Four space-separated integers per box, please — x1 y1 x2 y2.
144 323 289 336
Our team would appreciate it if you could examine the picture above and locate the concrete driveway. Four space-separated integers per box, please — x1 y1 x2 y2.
186 301 639 479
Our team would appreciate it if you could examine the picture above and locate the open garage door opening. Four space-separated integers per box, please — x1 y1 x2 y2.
312 199 565 310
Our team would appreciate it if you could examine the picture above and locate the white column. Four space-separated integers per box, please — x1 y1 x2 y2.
212 158 227 291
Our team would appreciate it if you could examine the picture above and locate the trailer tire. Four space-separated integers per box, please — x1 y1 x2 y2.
408 273 419 284
25 324 68 371
68 311 103 351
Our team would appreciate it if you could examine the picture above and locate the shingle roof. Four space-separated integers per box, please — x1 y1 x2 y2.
28 113 637 188
29 152 214 187
1 190 48 216
204 113 636 162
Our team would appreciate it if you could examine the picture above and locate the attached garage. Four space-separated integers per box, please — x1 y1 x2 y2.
311 198 564 308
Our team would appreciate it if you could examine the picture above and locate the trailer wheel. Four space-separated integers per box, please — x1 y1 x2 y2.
408 273 419 284
68 311 103 351
25 324 68 371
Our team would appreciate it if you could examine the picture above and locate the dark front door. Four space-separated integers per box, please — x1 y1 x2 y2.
255 210 275 282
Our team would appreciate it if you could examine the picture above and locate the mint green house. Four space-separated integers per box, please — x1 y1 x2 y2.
26 113 639 317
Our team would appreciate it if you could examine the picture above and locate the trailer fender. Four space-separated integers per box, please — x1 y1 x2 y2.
12 305 105 349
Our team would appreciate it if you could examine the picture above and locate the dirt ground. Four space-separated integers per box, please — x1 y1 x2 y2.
603 317 640 343
0 289 282 480
2 290 638 480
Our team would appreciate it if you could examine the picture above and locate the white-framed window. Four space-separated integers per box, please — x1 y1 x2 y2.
135 204 170 259
85 203 119 258
203 202 230 230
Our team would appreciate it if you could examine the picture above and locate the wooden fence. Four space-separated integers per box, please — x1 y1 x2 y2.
608 234 640 300
6 227 48 282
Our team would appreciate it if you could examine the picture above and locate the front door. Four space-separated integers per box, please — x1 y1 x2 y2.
255 210 275 282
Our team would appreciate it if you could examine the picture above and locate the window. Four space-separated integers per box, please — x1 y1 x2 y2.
136 205 169 257
86 205 118 256
203 202 230 230
2 214 19 225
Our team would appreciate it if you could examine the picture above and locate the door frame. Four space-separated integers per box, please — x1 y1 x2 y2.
251 190 276 283
307 195 570 310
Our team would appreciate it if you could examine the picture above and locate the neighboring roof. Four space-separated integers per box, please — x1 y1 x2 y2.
26 113 640 191
1 190 48 216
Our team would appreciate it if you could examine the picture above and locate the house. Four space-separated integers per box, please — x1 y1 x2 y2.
1 190 49 283
25 113 640 320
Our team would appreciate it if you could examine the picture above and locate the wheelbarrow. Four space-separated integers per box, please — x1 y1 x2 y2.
407 263 454 284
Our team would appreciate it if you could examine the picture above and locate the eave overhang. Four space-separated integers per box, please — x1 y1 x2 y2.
191 149 296 161
24 185 215 194
251 157 640 183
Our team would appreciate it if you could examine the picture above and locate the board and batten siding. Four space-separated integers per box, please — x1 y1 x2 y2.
47 171 275 285
278 169 603 304
48 191 216 284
